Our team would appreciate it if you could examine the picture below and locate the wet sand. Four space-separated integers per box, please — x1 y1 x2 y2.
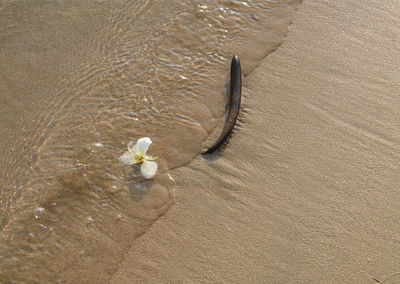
112 1 400 283
0 1 301 282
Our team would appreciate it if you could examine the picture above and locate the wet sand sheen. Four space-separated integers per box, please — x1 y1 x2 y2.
0 0 301 282
111 0 400 283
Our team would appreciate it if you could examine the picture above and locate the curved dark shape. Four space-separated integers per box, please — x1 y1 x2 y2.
202 55 242 155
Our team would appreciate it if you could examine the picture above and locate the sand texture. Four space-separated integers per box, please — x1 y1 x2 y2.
111 0 400 283
0 1 303 282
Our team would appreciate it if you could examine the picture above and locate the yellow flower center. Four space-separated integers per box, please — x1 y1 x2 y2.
136 153 144 163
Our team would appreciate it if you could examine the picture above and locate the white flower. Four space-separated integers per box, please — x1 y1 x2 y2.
120 137 158 179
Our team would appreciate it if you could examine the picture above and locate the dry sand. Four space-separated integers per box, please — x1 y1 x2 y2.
111 1 400 283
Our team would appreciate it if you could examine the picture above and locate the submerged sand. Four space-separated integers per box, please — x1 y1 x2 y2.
112 1 400 283
0 1 300 282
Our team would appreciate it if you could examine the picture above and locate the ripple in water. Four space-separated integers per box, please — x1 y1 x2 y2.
0 0 300 282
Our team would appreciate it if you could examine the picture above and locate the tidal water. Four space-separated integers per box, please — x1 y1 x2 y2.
0 0 300 282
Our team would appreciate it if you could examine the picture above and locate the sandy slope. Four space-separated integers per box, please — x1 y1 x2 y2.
112 1 400 283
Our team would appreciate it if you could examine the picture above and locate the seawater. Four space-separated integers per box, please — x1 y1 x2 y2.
0 0 300 282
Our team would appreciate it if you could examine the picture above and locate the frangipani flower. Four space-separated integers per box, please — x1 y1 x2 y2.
120 137 158 179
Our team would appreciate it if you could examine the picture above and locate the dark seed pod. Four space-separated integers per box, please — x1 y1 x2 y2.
202 55 242 155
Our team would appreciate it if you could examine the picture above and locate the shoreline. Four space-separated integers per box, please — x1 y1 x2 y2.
111 0 400 283
0 1 303 282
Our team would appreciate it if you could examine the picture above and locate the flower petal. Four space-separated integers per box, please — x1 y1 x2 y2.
140 160 157 179
119 151 138 165
135 137 152 155
143 154 158 161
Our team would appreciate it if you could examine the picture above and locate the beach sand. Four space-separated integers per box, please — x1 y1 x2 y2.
111 1 400 283
1 1 303 282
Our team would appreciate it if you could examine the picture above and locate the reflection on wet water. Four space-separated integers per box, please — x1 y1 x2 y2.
0 0 299 282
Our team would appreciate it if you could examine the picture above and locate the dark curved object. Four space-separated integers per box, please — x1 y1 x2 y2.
202 55 242 155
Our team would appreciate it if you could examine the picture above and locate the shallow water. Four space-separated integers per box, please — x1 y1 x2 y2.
0 0 300 282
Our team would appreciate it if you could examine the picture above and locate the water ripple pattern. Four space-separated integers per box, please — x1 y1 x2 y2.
0 0 300 282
